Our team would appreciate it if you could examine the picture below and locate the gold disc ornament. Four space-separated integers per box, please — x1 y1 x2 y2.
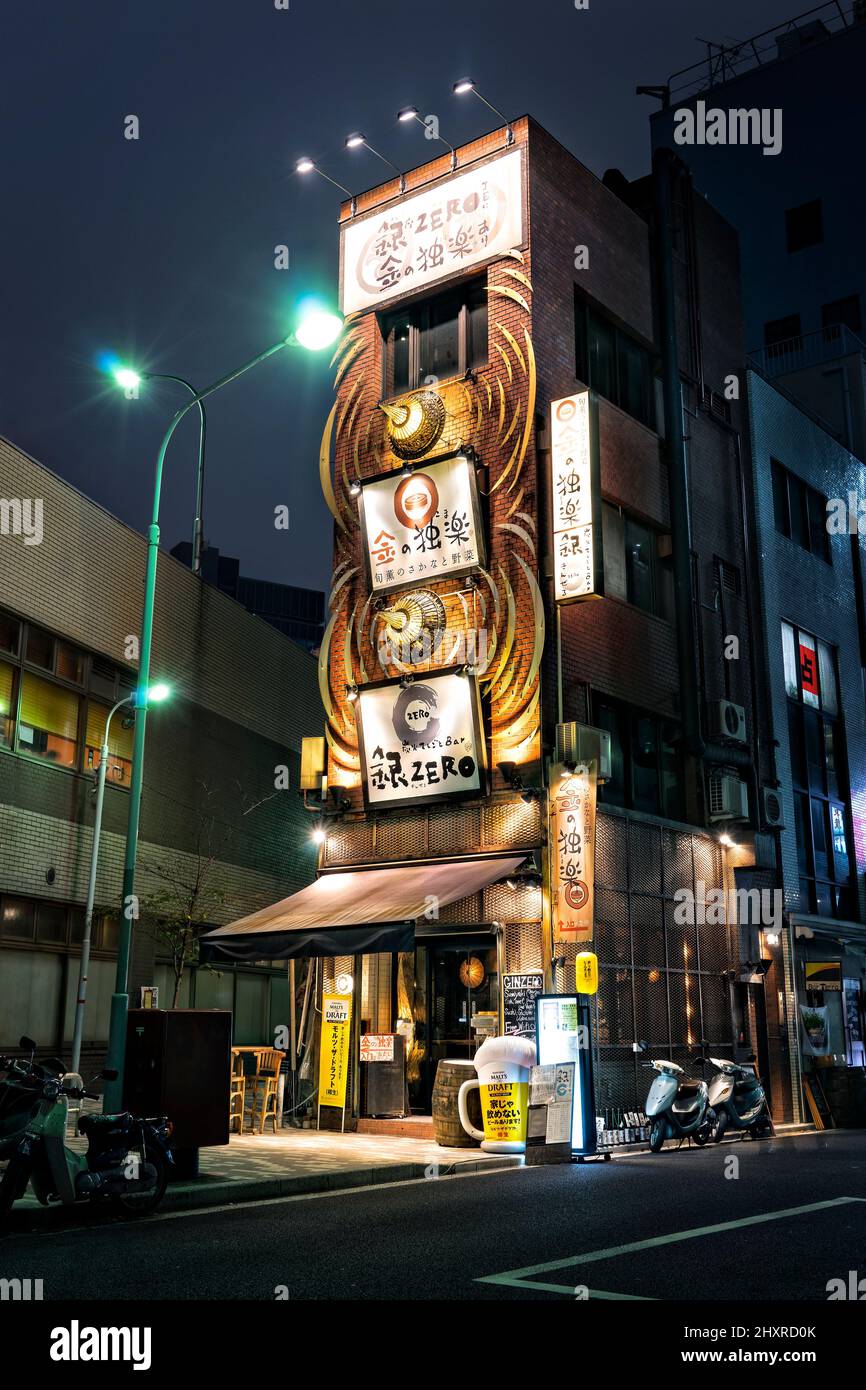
459 956 486 989
379 390 446 460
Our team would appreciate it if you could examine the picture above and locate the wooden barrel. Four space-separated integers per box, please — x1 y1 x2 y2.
432 1059 482 1148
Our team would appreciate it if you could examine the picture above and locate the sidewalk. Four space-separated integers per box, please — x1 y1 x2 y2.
9 1127 522 1227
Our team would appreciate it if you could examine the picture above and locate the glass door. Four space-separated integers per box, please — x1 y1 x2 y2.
413 940 498 1111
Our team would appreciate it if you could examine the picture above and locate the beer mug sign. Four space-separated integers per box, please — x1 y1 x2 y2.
457 1035 537 1153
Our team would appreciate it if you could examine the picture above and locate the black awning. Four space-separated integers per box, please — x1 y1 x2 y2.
200 920 415 964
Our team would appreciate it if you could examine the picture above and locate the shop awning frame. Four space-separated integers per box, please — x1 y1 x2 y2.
202 854 526 962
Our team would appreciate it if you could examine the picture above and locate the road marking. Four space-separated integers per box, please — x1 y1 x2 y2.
477 1196 866 1297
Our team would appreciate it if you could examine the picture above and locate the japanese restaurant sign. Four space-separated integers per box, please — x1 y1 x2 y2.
318 993 352 1109
359 452 485 595
549 761 597 945
340 148 524 314
549 390 603 603
360 1033 395 1063
355 668 487 810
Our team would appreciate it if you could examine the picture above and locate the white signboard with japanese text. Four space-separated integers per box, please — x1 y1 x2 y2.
340 148 524 314
550 761 597 945
355 668 486 810
550 390 603 602
359 452 485 595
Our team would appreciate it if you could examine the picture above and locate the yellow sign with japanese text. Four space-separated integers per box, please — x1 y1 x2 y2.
550 761 596 945
318 993 352 1108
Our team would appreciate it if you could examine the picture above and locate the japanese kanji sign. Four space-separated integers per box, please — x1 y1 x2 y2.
549 761 597 945
354 668 487 810
550 390 603 602
360 1033 396 1063
340 148 524 314
358 451 485 595
318 993 352 1109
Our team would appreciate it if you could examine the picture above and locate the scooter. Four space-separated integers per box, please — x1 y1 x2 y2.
706 1055 772 1141
643 1058 715 1152
0 1039 173 1221
0 1045 64 1159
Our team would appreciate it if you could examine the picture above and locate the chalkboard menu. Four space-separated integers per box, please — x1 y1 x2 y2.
503 973 544 1036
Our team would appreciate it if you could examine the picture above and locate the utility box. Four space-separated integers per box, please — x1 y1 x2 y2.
123 1009 231 1156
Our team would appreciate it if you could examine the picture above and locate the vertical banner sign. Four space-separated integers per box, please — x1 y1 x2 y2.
550 390 603 602
550 761 597 944
318 993 352 1120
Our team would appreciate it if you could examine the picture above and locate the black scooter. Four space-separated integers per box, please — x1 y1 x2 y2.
706 1054 773 1141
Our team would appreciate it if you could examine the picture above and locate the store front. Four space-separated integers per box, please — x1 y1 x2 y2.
791 914 866 1126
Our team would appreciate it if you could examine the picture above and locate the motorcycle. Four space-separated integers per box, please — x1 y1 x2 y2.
643 1058 715 1152
706 1054 772 1142
0 1042 67 1159
0 1038 173 1220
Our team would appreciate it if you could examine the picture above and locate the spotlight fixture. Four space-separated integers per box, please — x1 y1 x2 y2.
345 683 359 702
452 78 513 146
497 759 520 789
396 105 456 170
345 131 406 193
311 824 327 846
460 663 476 677
399 674 415 690
718 833 736 849
349 477 362 497
295 157 356 215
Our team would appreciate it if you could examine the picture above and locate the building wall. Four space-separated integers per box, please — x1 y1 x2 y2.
0 436 322 1050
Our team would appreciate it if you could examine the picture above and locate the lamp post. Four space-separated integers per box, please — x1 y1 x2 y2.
116 371 208 577
102 308 343 1110
451 79 514 146
70 682 171 1075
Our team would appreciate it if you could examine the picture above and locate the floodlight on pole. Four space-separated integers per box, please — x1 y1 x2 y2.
345 132 405 193
452 78 513 146
396 106 456 170
295 157 356 215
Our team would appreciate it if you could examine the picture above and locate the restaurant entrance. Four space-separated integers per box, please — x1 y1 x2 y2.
410 938 499 1113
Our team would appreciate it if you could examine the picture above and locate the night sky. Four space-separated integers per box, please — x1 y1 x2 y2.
2 0 797 596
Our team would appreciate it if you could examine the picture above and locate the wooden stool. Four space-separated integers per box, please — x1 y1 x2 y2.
248 1050 284 1134
229 1052 246 1134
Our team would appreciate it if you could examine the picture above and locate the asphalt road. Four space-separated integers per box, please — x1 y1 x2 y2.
2 1130 865 1302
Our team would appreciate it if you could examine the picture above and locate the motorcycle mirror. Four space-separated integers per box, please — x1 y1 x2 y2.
100 1068 119 1081
19 1036 37 1052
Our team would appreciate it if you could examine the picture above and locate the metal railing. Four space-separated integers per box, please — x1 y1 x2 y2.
663 2 858 104
748 323 866 378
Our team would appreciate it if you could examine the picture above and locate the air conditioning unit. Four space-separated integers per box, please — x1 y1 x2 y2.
761 785 785 830
555 722 612 783
710 699 748 746
708 768 749 822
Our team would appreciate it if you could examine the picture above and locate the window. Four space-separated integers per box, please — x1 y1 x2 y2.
771 460 830 563
575 295 657 430
782 621 853 919
0 613 19 655
785 199 823 253
822 294 861 336
18 672 79 767
380 276 487 396
764 313 802 357
595 696 683 820
602 503 673 619
85 702 134 786
0 661 15 748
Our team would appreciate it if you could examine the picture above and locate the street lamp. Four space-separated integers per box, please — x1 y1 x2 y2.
396 106 457 170
451 78 514 146
102 306 342 1110
345 132 405 193
112 366 208 578
70 682 171 1075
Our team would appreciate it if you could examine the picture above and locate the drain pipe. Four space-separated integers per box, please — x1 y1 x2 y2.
653 147 703 762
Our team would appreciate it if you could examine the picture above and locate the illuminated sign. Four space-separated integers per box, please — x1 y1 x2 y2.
340 148 524 314
358 451 485 595
354 667 487 810
549 760 597 944
318 993 352 1112
549 390 603 602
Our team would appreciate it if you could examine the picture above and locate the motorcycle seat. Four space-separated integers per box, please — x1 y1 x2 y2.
79 1111 132 1133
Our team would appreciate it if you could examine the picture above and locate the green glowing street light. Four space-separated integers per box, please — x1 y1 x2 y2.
102 307 342 1110
71 681 172 1075
114 367 142 391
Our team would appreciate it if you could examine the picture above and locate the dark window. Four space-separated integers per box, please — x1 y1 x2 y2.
1 896 35 941
36 902 68 945
782 622 854 920
380 276 487 396
821 294 861 336
785 199 823 253
0 613 19 655
602 503 671 620
771 461 830 563
575 294 657 430
25 626 54 670
764 313 802 357
595 696 683 820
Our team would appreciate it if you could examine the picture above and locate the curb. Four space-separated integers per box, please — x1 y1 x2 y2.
7 1154 523 1229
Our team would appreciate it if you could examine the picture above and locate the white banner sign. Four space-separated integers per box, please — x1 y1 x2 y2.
359 453 484 594
550 761 597 945
340 148 524 314
355 669 485 809
550 391 602 602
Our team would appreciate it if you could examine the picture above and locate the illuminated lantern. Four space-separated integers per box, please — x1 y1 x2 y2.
576 951 598 995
